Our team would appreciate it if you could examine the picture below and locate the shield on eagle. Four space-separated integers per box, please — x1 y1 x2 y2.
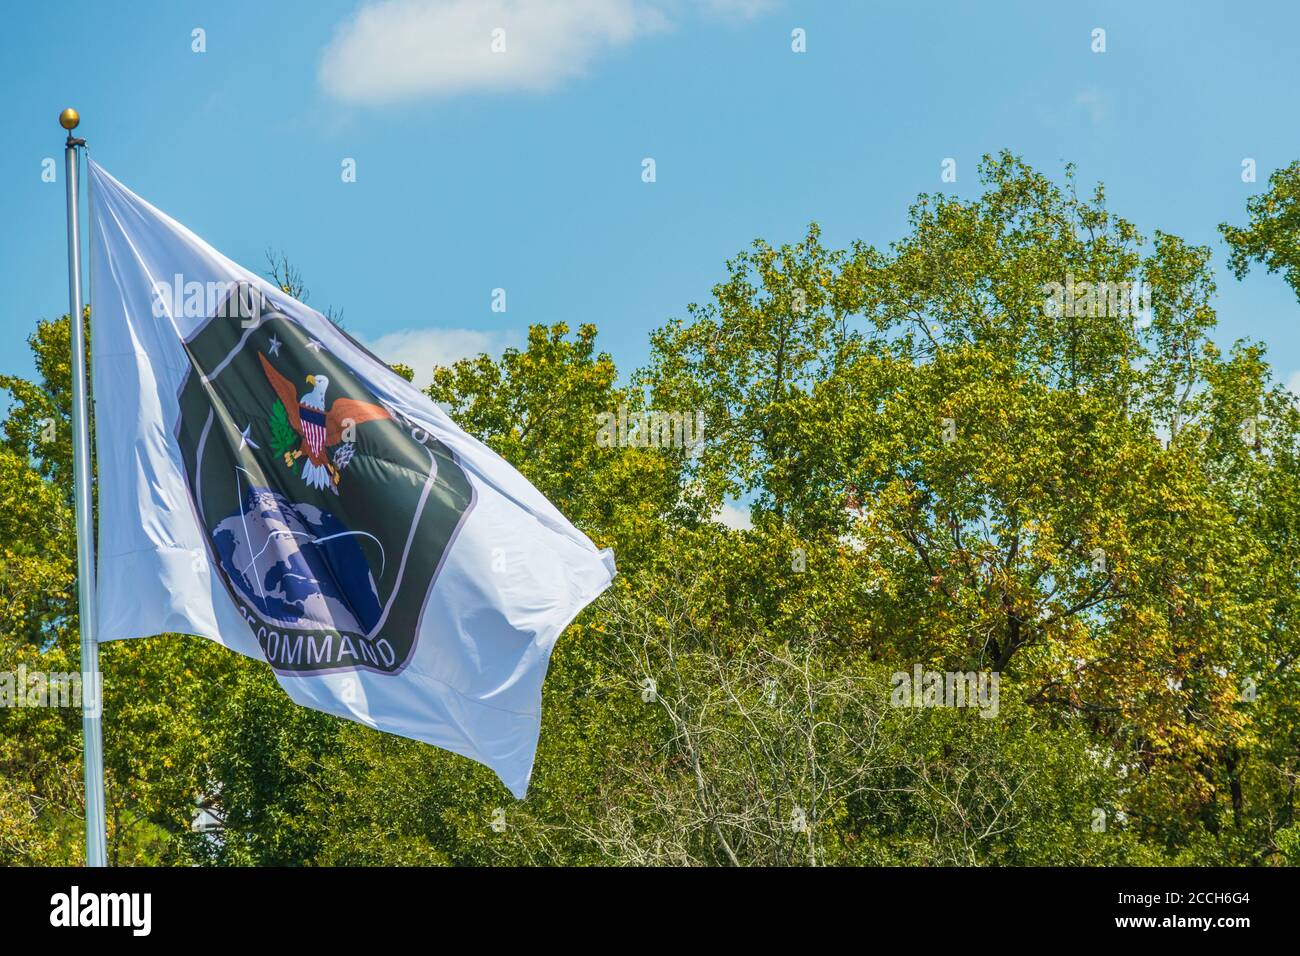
174 283 475 675
300 406 326 459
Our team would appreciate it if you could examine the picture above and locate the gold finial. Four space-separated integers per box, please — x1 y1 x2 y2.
59 108 80 131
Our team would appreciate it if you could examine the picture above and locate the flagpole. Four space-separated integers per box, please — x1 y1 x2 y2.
61 107 108 868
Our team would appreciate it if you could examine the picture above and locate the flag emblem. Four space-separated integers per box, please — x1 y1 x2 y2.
174 283 476 675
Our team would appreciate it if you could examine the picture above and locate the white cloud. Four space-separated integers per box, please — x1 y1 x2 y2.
318 0 777 104
320 0 663 103
1074 87 1109 126
356 327 514 389
714 501 753 531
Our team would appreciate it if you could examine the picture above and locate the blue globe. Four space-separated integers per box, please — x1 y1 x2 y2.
211 486 383 634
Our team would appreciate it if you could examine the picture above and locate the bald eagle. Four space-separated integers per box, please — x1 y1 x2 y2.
258 352 390 492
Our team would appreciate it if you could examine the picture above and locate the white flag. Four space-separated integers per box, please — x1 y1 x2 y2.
87 160 615 797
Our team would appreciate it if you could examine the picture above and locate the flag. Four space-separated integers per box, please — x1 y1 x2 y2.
86 160 615 797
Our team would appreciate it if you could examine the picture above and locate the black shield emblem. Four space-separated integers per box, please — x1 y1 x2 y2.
174 283 475 675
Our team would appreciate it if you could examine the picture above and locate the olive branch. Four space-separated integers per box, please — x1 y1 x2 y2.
268 399 298 457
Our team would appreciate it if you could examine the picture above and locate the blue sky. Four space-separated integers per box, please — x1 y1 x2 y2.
3 0 1299 396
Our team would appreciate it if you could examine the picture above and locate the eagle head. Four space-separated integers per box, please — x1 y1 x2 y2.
302 374 330 410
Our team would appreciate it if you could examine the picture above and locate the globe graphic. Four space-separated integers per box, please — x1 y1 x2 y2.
211 487 383 634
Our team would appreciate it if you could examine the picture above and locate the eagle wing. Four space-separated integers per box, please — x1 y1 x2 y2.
325 398 391 446
258 352 302 433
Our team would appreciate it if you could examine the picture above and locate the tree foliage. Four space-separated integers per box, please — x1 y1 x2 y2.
3 153 1299 865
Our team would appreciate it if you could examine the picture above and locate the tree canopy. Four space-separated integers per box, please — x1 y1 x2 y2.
3 152 1299 866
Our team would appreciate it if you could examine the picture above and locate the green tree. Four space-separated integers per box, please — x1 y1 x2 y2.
1220 160 1300 300
641 153 1297 854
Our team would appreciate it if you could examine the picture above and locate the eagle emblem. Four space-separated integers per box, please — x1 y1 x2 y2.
258 352 390 492
175 283 476 675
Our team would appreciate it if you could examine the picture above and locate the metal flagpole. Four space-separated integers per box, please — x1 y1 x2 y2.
60 107 107 867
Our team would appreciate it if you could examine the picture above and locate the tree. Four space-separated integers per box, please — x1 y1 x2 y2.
426 322 684 566
642 153 1297 850
1220 161 1300 301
